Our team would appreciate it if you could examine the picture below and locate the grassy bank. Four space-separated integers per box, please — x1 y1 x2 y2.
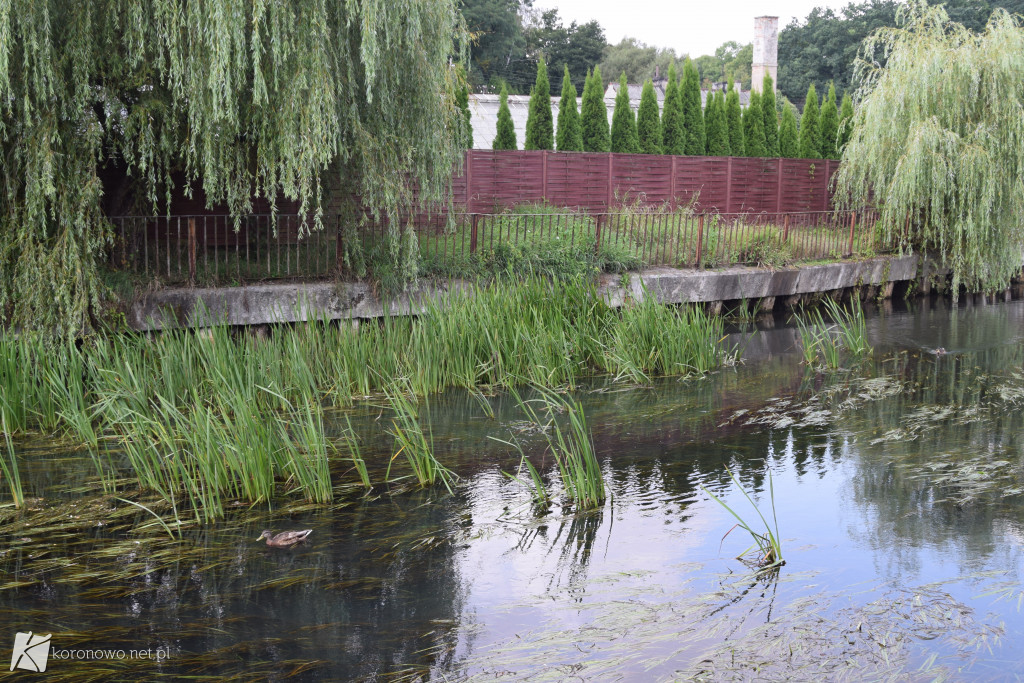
0 278 733 521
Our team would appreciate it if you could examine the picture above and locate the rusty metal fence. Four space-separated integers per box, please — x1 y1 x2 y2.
108 208 883 286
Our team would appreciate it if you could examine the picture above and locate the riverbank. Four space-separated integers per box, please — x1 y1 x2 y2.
129 255 922 331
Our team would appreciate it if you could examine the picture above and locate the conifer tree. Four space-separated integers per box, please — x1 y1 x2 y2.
798 84 821 159
837 93 854 154
725 79 744 156
661 63 685 155
743 91 767 157
818 82 840 159
456 74 473 148
761 74 779 157
611 73 639 153
779 101 799 158
636 79 662 154
556 64 582 151
681 59 705 155
493 83 517 150
524 57 553 150
705 91 730 156
581 66 610 152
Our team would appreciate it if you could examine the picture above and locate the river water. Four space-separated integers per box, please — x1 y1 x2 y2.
3 296 1024 680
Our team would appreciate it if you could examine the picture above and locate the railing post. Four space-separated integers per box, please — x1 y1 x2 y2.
187 217 196 284
696 214 705 267
594 214 603 257
470 213 479 255
782 214 790 242
335 213 343 270
847 211 857 256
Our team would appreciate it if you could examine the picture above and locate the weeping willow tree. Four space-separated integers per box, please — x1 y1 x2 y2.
836 2 1024 296
0 0 466 337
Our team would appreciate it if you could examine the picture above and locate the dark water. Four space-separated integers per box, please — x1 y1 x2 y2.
4 297 1024 680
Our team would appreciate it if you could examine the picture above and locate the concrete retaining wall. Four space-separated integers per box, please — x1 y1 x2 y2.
128 255 920 331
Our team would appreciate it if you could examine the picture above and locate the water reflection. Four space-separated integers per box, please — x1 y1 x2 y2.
3 299 1024 678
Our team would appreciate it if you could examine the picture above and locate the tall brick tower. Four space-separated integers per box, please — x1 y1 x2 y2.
752 16 779 93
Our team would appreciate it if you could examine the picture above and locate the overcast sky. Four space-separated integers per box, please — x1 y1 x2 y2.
533 0 859 57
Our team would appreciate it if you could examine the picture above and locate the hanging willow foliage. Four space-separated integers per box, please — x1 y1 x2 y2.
0 0 466 337
835 2 1024 297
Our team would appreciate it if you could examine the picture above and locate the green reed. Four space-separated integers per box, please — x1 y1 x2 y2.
0 277 733 520
383 380 457 493
511 385 605 511
0 411 24 507
340 414 371 489
703 468 784 571
794 296 871 369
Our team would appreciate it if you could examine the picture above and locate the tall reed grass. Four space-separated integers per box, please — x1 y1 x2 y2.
0 277 732 520
510 386 606 510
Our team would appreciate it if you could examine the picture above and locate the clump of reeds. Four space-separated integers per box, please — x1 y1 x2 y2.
509 385 605 511
340 415 371 489
383 380 457 493
703 468 783 571
794 296 870 369
0 411 24 508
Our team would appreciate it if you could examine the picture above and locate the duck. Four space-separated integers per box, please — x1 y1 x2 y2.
256 529 313 548
931 347 947 356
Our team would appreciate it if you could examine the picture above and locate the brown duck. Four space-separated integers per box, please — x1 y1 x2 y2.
256 529 313 548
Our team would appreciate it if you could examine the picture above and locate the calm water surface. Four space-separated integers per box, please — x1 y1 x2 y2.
3 296 1024 681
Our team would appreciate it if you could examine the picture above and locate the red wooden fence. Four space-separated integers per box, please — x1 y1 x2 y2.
446 150 837 216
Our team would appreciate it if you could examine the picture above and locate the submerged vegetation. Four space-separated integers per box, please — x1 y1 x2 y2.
0 278 732 519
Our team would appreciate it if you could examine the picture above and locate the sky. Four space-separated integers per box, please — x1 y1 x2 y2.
533 0 859 57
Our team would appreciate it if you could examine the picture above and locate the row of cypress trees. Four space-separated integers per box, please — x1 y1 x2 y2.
491 58 854 160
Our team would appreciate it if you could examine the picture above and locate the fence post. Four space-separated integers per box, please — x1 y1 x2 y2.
725 157 734 213
776 158 785 213
847 211 857 256
542 150 548 203
464 150 473 213
607 153 614 208
470 213 479 255
187 217 196 284
594 214 603 258
335 213 343 269
782 214 790 243
696 214 705 268
670 155 677 209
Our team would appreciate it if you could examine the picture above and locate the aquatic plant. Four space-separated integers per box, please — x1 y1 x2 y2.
703 468 783 570
511 386 605 510
384 381 457 493
823 296 871 357
0 411 24 507
794 297 870 368
340 415 371 489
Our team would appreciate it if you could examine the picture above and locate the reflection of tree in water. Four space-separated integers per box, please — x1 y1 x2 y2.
842 339 1024 584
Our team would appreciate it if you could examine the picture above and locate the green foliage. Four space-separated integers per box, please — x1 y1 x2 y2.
743 92 767 157
523 9 606 95
703 468 784 570
610 73 640 153
761 75 780 157
581 66 610 152
636 79 662 154
525 57 554 150
798 84 821 158
725 80 744 156
681 59 706 155
456 72 473 148
493 84 518 150
779 101 799 157
0 0 467 338
461 0 529 91
693 41 754 89
556 65 583 151
601 37 681 84
819 82 840 159
661 63 685 155
836 2 1024 296
837 92 855 153
705 91 730 156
